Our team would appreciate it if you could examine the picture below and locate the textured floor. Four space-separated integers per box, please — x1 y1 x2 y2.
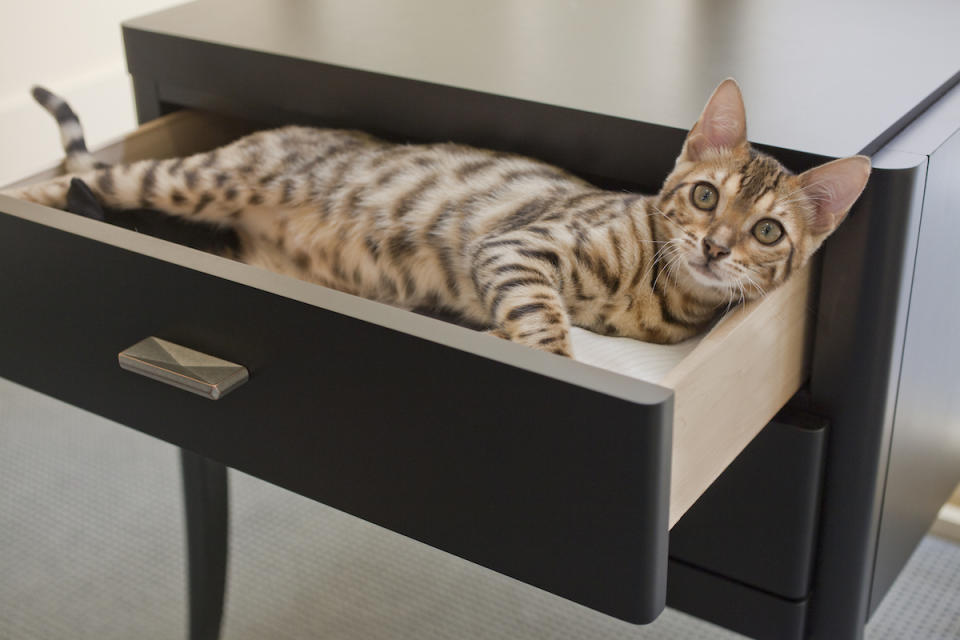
1 377 957 639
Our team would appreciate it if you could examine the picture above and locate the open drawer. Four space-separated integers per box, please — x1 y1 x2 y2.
0 110 814 623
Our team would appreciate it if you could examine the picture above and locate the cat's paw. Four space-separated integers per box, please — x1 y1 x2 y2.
484 327 572 357
535 340 573 358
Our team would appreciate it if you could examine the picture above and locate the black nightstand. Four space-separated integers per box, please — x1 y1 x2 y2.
2 2 959 639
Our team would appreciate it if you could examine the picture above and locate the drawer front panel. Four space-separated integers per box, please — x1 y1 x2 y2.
0 209 670 623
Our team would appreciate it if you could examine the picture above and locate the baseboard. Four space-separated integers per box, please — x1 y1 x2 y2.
931 504 960 543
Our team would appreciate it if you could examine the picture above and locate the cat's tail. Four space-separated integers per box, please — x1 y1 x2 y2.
31 86 105 173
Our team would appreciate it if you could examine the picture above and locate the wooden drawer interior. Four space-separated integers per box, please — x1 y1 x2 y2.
661 267 813 526
7 109 815 529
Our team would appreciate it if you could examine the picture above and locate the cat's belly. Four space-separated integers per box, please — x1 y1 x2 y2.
238 218 490 324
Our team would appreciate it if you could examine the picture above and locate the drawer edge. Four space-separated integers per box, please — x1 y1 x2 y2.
0 194 672 408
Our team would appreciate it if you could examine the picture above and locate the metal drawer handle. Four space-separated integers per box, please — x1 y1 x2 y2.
118 337 248 400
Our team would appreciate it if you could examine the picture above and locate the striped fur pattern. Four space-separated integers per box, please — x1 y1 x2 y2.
30 86 105 173
4 80 870 356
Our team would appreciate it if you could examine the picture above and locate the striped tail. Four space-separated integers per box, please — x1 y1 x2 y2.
31 86 105 173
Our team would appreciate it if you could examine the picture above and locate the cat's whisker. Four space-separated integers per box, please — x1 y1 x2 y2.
638 238 683 289
662 249 686 290
646 204 677 229
652 245 683 292
722 289 735 315
731 260 769 283
648 204 672 220
719 277 740 315
741 273 766 298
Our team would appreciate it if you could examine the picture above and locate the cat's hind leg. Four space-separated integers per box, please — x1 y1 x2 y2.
1 149 262 225
1 174 79 210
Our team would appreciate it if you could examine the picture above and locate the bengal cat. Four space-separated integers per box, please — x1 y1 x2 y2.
3 80 870 357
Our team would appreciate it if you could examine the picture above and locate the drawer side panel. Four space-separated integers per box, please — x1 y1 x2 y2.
869 117 960 615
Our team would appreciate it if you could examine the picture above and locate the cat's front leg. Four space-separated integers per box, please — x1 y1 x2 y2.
496 292 573 356
470 240 573 356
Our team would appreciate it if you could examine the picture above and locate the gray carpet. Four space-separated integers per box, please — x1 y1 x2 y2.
0 377 957 639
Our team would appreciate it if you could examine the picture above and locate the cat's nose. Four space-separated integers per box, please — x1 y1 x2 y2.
702 237 731 261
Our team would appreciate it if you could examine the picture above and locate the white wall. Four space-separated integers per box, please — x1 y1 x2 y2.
0 0 182 185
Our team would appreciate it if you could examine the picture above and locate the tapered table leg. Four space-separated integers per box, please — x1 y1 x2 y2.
180 449 229 640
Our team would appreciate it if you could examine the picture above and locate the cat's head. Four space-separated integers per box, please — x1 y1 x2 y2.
653 79 870 300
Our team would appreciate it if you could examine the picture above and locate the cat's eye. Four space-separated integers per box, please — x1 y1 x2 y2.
752 218 784 244
691 182 719 211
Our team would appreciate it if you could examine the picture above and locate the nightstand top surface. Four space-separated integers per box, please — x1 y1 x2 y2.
126 0 960 158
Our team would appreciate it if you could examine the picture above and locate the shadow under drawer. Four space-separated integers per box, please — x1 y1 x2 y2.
670 412 827 599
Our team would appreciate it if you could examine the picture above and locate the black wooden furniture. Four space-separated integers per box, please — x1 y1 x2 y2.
3 1 960 639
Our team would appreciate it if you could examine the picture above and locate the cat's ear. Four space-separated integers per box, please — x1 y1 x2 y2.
681 78 748 162
799 155 871 238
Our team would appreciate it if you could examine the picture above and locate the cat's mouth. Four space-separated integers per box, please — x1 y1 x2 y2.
689 260 721 279
685 259 730 288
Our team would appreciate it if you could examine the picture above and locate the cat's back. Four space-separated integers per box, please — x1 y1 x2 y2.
232 124 604 314
234 123 597 243
240 124 590 199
